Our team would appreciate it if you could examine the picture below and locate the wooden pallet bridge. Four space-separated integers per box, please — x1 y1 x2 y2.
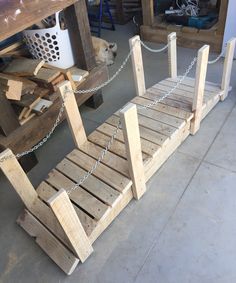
0 33 235 275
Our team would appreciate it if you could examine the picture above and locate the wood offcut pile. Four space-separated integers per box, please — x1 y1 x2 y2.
0 56 88 129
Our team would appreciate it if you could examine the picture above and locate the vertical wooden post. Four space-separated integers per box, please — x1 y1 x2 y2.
57 81 87 148
120 103 146 200
168 32 177 79
0 149 38 209
191 45 210 135
220 38 236 101
48 189 93 262
129 35 146 97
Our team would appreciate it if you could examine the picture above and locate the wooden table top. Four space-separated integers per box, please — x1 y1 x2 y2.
0 0 78 41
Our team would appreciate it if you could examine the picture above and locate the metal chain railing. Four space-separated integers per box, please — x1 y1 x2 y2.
208 46 226 64
140 40 168 53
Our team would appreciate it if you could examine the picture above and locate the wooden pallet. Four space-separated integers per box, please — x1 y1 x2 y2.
0 33 235 275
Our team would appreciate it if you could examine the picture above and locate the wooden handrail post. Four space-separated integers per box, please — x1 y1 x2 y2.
57 81 87 148
191 45 210 135
220 38 236 101
0 149 38 209
168 32 177 78
48 189 93 262
129 35 146 97
120 103 146 200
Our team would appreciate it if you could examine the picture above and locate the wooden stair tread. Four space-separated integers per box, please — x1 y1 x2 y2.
131 96 193 121
106 113 170 147
46 169 110 221
145 90 192 112
176 76 222 92
80 141 129 178
97 122 161 158
88 129 150 163
56 158 121 207
67 149 132 193
37 181 97 237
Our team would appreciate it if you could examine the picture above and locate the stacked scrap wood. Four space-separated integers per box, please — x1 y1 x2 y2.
0 57 89 127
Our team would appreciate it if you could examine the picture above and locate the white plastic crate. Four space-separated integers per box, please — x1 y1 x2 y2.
23 12 75 69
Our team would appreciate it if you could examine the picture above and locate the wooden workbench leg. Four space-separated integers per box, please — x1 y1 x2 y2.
120 103 146 200
129 36 146 97
168 32 177 79
0 149 38 210
191 45 210 135
57 81 87 149
48 189 93 262
141 0 154 26
85 90 104 109
64 0 96 71
220 38 236 101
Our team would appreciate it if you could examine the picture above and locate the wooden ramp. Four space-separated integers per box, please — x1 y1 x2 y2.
0 33 235 275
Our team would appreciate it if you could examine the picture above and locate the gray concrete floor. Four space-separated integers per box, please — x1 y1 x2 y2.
1 23 236 283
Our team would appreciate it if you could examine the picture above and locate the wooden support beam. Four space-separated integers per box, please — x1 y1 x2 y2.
129 36 146 97
0 148 38 209
48 189 93 262
64 0 96 71
141 0 154 26
191 45 210 135
57 81 87 148
168 32 177 79
220 38 236 101
120 103 146 200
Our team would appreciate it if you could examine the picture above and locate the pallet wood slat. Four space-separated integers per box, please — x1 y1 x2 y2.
56 158 121 207
132 96 193 121
97 122 161 158
67 149 132 193
46 169 109 220
106 114 170 147
80 141 129 177
4 58 44 76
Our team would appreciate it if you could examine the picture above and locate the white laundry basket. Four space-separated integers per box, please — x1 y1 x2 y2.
23 12 75 69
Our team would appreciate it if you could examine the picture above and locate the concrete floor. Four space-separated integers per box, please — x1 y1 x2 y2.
1 23 236 283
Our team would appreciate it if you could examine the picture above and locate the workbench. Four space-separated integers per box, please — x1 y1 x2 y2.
0 0 108 162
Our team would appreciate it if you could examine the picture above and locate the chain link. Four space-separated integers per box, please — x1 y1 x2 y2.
140 41 169 53
208 46 226 64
